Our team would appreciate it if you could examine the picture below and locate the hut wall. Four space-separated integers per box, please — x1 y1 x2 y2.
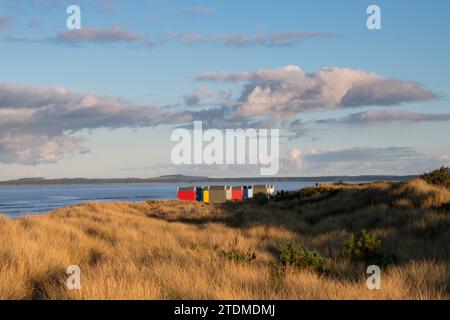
208 187 227 203
178 189 196 201
203 190 210 203
195 187 203 202
232 187 243 201
225 187 232 201
243 186 253 199
253 185 268 195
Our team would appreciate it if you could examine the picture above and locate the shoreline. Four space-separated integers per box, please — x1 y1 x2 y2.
0 181 392 217
0 181 346 217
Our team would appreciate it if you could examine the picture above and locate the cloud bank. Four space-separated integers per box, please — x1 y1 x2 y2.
317 110 450 125
5 27 334 48
166 31 334 48
51 27 155 47
195 65 437 120
282 146 447 176
0 65 440 166
0 83 188 164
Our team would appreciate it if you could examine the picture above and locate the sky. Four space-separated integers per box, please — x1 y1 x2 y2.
0 0 449 179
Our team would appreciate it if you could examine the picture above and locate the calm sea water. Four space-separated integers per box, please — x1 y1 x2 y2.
0 181 317 217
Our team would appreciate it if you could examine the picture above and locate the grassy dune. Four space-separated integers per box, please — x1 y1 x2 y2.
0 179 449 300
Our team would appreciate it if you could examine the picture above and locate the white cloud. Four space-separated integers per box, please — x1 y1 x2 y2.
0 83 189 165
289 148 302 160
286 148 304 169
0 133 85 165
0 62 441 168
195 65 437 120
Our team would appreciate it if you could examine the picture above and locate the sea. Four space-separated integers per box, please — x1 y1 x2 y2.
0 181 322 217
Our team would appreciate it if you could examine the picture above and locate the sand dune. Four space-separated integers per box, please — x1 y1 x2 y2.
0 179 448 300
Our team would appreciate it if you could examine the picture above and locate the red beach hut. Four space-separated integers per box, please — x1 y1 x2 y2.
231 186 244 201
177 187 197 202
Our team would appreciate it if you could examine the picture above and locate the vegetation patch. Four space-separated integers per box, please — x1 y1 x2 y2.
1 173 450 299
216 237 257 263
219 249 257 263
420 166 450 188
252 193 269 206
278 242 328 274
343 230 396 266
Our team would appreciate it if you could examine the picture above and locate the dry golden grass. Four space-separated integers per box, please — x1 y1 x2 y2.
0 179 449 300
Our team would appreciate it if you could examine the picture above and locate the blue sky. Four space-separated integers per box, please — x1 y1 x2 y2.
0 0 449 179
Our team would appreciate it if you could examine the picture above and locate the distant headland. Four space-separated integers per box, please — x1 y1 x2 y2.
0 174 417 185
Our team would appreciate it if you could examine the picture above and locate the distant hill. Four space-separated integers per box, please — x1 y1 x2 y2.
157 174 209 181
0 174 417 185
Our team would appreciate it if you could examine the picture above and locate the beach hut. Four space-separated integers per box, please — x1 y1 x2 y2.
253 185 276 196
243 186 253 200
225 186 232 201
203 188 210 203
208 186 227 204
195 186 204 202
231 186 243 201
177 187 197 202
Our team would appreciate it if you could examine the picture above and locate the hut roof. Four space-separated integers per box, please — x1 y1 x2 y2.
209 186 226 190
178 186 196 191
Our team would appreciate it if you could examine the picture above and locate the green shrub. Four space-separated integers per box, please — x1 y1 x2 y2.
219 249 257 263
420 166 450 188
278 243 327 273
252 193 269 206
343 230 384 264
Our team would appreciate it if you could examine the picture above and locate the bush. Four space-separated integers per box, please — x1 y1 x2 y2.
252 193 269 206
219 249 257 263
217 236 257 263
343 230 385 264
420 166 450 188
279 243 327 273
